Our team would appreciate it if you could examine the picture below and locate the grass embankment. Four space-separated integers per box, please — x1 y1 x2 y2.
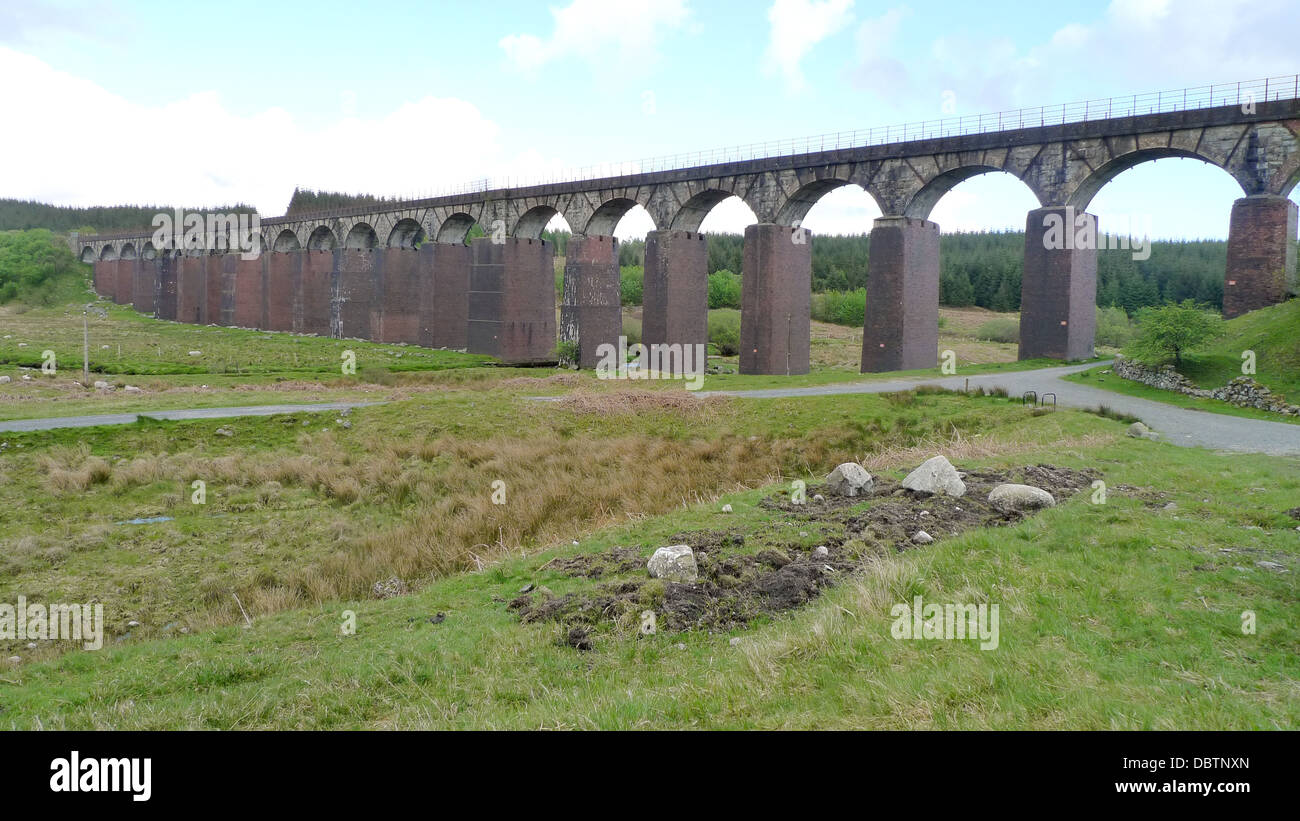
1 388 1296 728
1064 300 1300 424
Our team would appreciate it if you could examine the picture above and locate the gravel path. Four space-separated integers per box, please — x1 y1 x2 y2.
701 361 1300 457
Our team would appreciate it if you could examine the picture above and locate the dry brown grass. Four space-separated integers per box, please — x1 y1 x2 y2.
548 387 732 415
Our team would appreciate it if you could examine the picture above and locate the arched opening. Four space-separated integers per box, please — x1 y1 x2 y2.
796 183 882 296
671 190 751 233
273 229 302 252
1068 149 1247 212
142 242 157 260
387 218 426 248
307 226 338 251
80 247 96 263
120 243 138 260
343 222 378 250
100 245 118 261
511 205 566 240
1086 157 1251 312
435 213 479 245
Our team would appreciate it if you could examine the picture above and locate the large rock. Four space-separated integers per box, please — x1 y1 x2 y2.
988 483 1056 513
647 545 697 583
825 462 873 497
901 455 965 497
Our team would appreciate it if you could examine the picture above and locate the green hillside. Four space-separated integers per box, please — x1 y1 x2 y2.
1177 299 1300 398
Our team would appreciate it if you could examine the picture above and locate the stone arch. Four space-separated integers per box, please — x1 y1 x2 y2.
435 212 478 244
583 197 643 236
1067 148 1250 211
387 218 425 248
120 243 138 260
80 246 96 263
99 244 118 261
904 166 1044 220
273 229 302 251
775 178 887 226
142 242 158 260
512 204 565 240
307 226 337 251
343 222 379 250
668 189 742 232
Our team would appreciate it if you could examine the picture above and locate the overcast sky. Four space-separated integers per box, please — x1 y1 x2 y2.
1 0 1297 240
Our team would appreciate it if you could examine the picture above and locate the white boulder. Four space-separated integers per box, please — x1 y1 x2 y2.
902 455 966 497
825 462 873 497
647 545 697 583
988 483 1056 513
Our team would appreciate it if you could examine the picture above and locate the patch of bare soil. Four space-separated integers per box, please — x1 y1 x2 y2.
510 463 1099 647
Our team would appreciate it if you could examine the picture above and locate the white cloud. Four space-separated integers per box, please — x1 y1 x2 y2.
763 0 856 91
0 47 554 218
499 0 691 75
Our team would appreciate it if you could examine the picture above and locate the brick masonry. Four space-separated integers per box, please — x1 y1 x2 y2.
740 223 812 375
1224 195 1299 318
467 237 556 363
561 235 622 368
424 242 469 349
642 230 708 362
1019 207 1097 361
861 217 940 372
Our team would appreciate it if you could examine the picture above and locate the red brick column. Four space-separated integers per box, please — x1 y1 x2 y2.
642 230 707 366
155 255 178 321
422 243 470 350
468 237 556 363
1019 207 1097 361
740 223 811 375
378 248 423 343
561 235 622 368
862 217 940 372
1224 195 1298 318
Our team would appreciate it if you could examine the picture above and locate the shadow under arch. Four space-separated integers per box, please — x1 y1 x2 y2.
387 218 426 248
273 229 302 252
307 226 337 251
435 213 478 245
343 222 379 250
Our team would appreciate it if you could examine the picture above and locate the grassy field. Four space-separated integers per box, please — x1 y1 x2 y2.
2 283 1295 730
1 381 1297 729
1065 366 1300 425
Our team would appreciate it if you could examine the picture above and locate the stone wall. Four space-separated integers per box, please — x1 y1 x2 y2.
1113 355 1300 416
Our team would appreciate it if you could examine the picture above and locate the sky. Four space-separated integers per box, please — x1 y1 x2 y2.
1 0 1297 241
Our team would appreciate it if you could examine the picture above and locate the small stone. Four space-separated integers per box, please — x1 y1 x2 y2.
1256 561 1288 573
25 642 37 650
675 643 686 650
812 494 825 503
825 462 873 497
812 545 829 559
1127 422 1151 438
124 385 142 393
0 376 9 384
721 503 732 513
127 620 141 628
93 380 110 390
912 530 934 544
988 484 1056 513
341 420 352 429
729 637 742 646
188 350 202 356
518 583 535 594
1163 501 1177 510
6 656 19 665
215 426 234 437
648 545 697 583
902 455 966 497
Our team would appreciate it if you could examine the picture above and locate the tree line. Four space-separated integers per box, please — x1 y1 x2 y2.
0 198 256 236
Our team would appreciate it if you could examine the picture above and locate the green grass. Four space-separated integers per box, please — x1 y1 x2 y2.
1065 365 1300 425
1134 299 1300 398
1 403 1296 729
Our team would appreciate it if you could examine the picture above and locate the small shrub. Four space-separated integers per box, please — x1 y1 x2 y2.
620 266 643 306
974 318 1020 344
810 289 866 327
707 270 742 309
708 309 741 356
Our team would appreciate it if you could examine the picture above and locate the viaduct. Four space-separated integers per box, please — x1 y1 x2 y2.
78 77 1300 374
